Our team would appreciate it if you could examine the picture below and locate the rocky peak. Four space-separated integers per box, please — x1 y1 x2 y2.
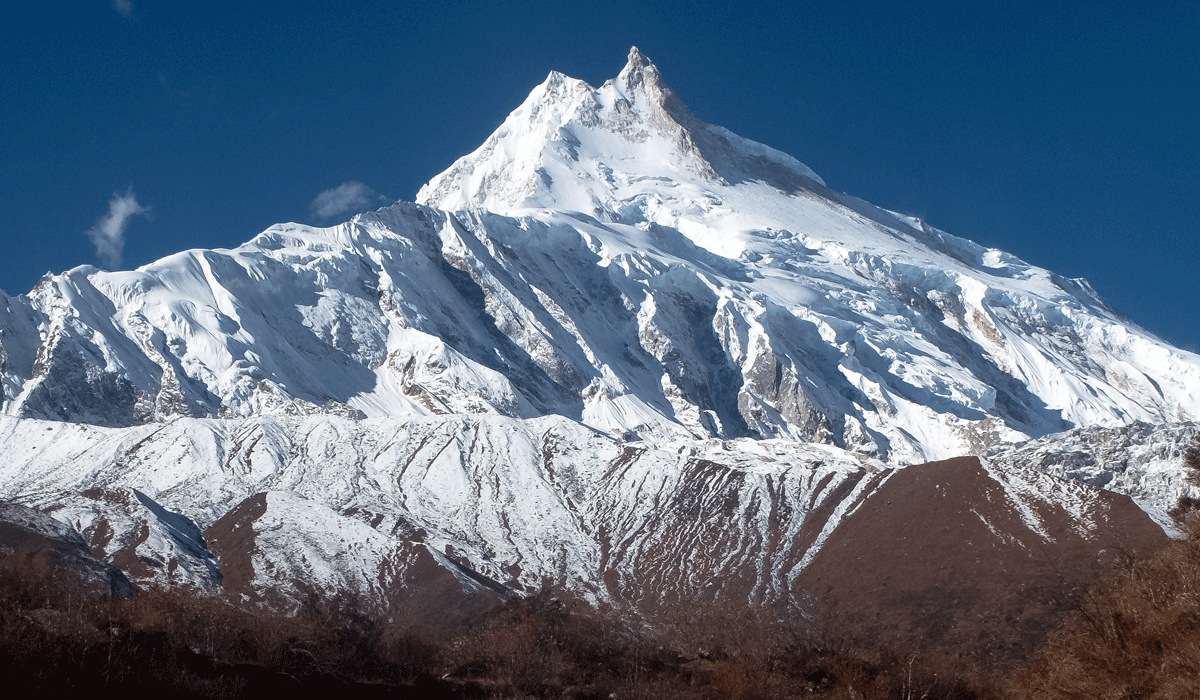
416 47 815 216
613 46 667 104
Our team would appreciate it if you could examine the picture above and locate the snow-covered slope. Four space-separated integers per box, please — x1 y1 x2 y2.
0 414 873 601
987 421 1200 532
3 49 1196 465
0 413 1162 617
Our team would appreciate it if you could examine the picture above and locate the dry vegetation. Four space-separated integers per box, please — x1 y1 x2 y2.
1013 482 1200 698
0 557 1001 699
1011 520 1200 698
7 527 1200 699
0 562 447 697
7 441 1200 698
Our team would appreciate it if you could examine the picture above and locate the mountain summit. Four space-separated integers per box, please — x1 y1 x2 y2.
2 48 1198 465
418 46 824 227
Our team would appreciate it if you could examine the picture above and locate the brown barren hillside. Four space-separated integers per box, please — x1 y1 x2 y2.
796 456 1169 668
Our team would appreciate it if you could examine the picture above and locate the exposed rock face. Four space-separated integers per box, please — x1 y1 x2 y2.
0 501 131 598
23 339 153 427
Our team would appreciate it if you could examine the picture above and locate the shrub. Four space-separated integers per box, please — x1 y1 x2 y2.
1011 516 1200 698
1169 436 1200 522
0 555 1007 698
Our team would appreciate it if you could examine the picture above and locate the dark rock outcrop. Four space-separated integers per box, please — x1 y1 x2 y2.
0 501 132 598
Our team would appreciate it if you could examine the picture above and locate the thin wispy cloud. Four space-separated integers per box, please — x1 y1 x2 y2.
112 0 133 18
309 181 389 221
85 187 149 270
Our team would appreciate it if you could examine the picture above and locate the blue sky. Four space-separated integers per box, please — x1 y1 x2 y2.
3 1 1198 350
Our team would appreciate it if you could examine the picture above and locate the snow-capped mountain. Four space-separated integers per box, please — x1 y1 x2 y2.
3 48 1196 466
0 49 1195 627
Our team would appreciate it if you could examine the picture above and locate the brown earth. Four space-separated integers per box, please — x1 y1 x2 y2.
795 456 1169 669
204 492 504 632
0 501 131 598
